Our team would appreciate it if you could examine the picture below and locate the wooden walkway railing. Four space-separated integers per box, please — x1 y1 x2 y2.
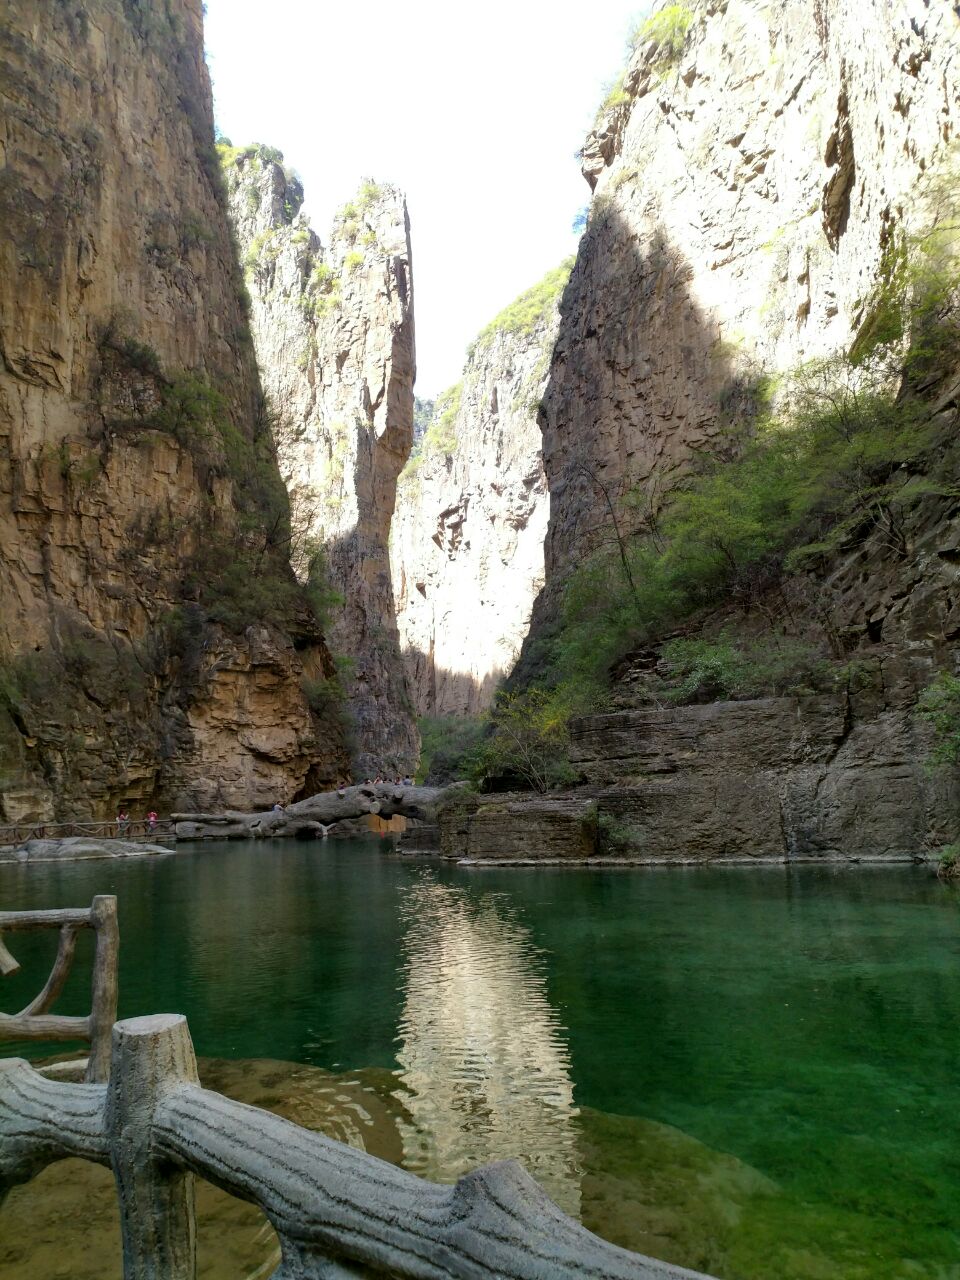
0 819 175 845
0 900 713 1279
0 1015 711 1279
0 896 118 1081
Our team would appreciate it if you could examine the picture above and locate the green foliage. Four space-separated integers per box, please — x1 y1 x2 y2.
344 250 364 272
918 672 960 765
850 164 960 384
216 140 284 170
150 372 225 454
557 351 943 691
416 715 486 784
470 689 578 793
179 215 214 252
595 810 644 853
243 228 278 272
414 383 462 460
469 260 574 355
301 673 344 716
631 4 694 68
302 543 344 631
593 4 694 123
357 178 384 205
303 259 341 317
597 75 632 115
413 396 435 443
99 320 162 378
938 842 960 879
658 633 827 703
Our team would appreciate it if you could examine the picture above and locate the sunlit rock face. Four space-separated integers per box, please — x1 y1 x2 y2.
394 875 581 1214
534 0 960 594
0 2 349 819
392 304 559 715
225 153 417 777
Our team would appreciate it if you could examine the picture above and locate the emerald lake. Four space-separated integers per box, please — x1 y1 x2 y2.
1 841 958 1279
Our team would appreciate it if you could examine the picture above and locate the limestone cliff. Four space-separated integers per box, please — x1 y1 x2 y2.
392 271 565 714
0 0 349 821
539 0 959 582
507 0 960 860
222 152 417 778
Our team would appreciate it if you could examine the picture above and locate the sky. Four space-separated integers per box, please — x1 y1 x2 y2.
202 0 646 396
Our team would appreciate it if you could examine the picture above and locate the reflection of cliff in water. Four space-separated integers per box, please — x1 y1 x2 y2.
394 873 581 1214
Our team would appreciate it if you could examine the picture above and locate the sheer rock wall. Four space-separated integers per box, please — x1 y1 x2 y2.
392 315 556 716
224 154 417 777
535 0 960 593
0 1 349 820
508 0 960 861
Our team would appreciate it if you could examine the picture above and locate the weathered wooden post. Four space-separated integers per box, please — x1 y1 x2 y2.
87 894 119 1082
106 1015 198 1280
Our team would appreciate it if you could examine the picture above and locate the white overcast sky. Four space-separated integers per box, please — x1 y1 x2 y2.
203 0 646 396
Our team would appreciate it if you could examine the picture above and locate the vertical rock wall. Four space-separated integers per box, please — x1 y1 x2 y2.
392 282 563 715
538 0 960 588
0 0 349 819
224 153 418 777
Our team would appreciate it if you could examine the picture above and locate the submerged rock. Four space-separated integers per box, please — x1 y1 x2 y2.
1 1055 949 1280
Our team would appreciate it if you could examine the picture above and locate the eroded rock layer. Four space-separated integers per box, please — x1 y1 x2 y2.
392 288 561 715
0 1 349 819
224 153 417 777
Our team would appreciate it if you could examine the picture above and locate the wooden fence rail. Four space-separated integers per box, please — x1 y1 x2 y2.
0 820 175 844
0 1014 712 1279
0 896 118 1081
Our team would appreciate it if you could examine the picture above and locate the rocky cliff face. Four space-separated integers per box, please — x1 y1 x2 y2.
506 0 960 861
223 152 417 778
538 0 959 584
0 1 349 820
392 275 564 715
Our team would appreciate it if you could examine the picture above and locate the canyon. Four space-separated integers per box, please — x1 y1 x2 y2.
392 269 566 716
222 149 418 778
0 0 958 867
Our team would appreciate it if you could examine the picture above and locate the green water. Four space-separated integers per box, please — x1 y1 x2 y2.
2 841 959 1278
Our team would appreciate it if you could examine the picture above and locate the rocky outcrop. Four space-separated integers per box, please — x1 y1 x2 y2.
172 781 460 841
534 0 960 594
0 839 174 865
437 791 601 863
392 270 566 714
0 2 349 820
572 692 956 862
223 152 417 778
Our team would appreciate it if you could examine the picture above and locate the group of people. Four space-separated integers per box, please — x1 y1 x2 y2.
364 776 414 786
115 809 159 833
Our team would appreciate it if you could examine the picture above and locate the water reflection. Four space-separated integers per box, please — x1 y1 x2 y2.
394 873 581 1214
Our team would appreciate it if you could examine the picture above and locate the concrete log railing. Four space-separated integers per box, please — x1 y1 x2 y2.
173 782 460 841
0 819 175 844
0 896 118 1081
0 1014 712 1280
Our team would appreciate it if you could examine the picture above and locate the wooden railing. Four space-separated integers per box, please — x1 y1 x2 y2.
0 901 713 1279
0 1014 712 1279
0 819 175 844
0 896 118 1081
